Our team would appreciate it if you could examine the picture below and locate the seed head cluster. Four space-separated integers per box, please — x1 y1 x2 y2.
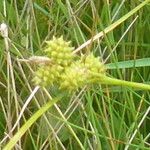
45 36 74 66
33 64 63 87
60 54 106 91
33 36 106 91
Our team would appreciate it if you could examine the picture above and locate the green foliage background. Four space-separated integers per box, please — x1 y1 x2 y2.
0 0 150 149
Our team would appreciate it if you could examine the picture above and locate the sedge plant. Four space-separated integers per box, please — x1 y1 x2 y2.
32 36 150 92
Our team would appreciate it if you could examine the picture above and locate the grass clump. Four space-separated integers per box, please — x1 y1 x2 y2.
1 0 150 150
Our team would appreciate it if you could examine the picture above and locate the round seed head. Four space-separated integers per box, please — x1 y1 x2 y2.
44 36 74 67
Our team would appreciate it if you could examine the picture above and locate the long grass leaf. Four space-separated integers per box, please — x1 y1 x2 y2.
106 58 150 69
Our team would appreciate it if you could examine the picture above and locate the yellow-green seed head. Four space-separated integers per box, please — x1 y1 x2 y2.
33 64 63 87
60 54 106 91
33 36 106 91
82 54 106 75
45 36 74 66
60 61 88 91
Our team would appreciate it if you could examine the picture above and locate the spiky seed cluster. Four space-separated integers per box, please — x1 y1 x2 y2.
33 36 106 91
33 65 63 87
82 54 106 75
60 54 106 91
60 62 88 91
45 36 74 66
33 36 74 87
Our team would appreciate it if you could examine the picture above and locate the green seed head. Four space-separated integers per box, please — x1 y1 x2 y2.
82 54 106 74
60 54 106 91
33 36 106 92
45 36 74 67
33 64 63 87
60 61 88 91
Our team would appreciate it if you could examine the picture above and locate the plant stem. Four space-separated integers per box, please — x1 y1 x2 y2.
92 73 150 90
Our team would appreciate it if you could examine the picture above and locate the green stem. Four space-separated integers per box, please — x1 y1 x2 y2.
92 73 150 90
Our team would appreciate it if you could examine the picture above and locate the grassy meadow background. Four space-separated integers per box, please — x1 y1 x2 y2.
0 0 150 149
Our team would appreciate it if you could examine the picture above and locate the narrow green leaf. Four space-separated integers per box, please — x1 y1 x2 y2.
33 3 50 17
106 58 150 69
55 0 68 17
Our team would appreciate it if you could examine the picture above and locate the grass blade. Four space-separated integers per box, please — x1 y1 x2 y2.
106 58 150 69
